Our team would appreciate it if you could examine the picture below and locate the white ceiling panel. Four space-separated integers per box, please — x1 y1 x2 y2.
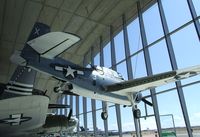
0 0 5 37
45 0 63 8
38 6 58 26
61 0 82 13
75 0 101 17
51 10 72 31
64 15 85 33
2 0 26 42
89 0 119 21
16 0 42 43
77 20 96 39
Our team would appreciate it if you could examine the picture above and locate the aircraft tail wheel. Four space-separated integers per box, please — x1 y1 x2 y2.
133 109 141 119
101 111 108 120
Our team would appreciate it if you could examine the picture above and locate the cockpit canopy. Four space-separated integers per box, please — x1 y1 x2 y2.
95 66 124 80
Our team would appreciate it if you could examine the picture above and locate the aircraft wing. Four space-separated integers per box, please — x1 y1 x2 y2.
27 32 80 59
103 65 200 93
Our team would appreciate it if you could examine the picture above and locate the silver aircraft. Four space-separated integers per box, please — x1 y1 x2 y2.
11 22 200 120
0 23 78 137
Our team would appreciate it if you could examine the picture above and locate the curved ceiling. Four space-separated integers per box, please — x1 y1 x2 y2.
0 0 154 103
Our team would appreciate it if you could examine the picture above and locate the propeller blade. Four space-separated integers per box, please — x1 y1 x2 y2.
48 104 71 109
141 98 153 106
67 108 73 120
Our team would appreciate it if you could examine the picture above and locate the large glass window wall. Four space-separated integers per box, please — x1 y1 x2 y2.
59 0 200 136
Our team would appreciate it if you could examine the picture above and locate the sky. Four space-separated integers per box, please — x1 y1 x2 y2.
62 0 200 133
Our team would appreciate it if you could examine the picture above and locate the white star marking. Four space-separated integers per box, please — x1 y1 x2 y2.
34 27 40 35
65 66 76 78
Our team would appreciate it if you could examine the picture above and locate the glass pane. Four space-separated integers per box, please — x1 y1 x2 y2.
127 18 143 54
183 84 200 136
96 100 102 110
87 112 93 131
103 42 112 67
114 31 125 63
140 117 158 136
79 97 83 114
149 40 171 74
73 96 76 115
183 84 200 126
161 0 192 32
116 61 128 80
143 3 164 44
61 96 65 115
94 53 100 66
87 98 92 111
157 90 187 136
120 105 135 132
131 52 147 78
96 109 105 132
79 114 84 131
171 23 200 69
192 0 200 16
108 105 118 131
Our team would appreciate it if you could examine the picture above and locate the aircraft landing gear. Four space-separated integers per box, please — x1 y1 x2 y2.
101 111 108 120
133 108 141 119
54 86 61 93
101 102 108 120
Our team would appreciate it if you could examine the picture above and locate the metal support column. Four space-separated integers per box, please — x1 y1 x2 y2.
100 36 109 137
110 25 122 137
187 0 200 41
70 95 73 111
137 1 162 137
91 46 97 136
76 96 80 137
83 97 88 137
157 0 193 136
122 14 140 137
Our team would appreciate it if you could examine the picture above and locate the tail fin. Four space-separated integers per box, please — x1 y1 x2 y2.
21 22 50 62
10 22 50 65
4 22 50 96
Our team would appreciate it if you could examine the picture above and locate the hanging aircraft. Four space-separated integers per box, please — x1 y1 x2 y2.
0 23 78 137
10 22 200 121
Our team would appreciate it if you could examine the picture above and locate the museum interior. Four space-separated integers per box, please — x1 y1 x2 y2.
0 0 200 137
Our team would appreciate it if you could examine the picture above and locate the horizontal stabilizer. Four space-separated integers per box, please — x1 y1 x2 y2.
27 32 80 59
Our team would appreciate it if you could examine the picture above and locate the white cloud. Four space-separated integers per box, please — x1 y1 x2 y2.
194 112 200 118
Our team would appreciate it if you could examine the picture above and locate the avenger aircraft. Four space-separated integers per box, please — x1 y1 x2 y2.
0 22 78 137
11 22 200 120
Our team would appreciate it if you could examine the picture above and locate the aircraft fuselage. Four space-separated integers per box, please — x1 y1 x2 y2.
27 57 132 105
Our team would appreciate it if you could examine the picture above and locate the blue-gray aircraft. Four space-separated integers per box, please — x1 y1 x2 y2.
0 23 78 137
10 22 200 121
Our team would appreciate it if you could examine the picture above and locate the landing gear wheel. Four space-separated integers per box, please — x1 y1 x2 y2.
133 109 141 119
101 111 108 120
54 87 59 93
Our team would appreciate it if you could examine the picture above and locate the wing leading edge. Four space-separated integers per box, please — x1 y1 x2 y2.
103 65 200 93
